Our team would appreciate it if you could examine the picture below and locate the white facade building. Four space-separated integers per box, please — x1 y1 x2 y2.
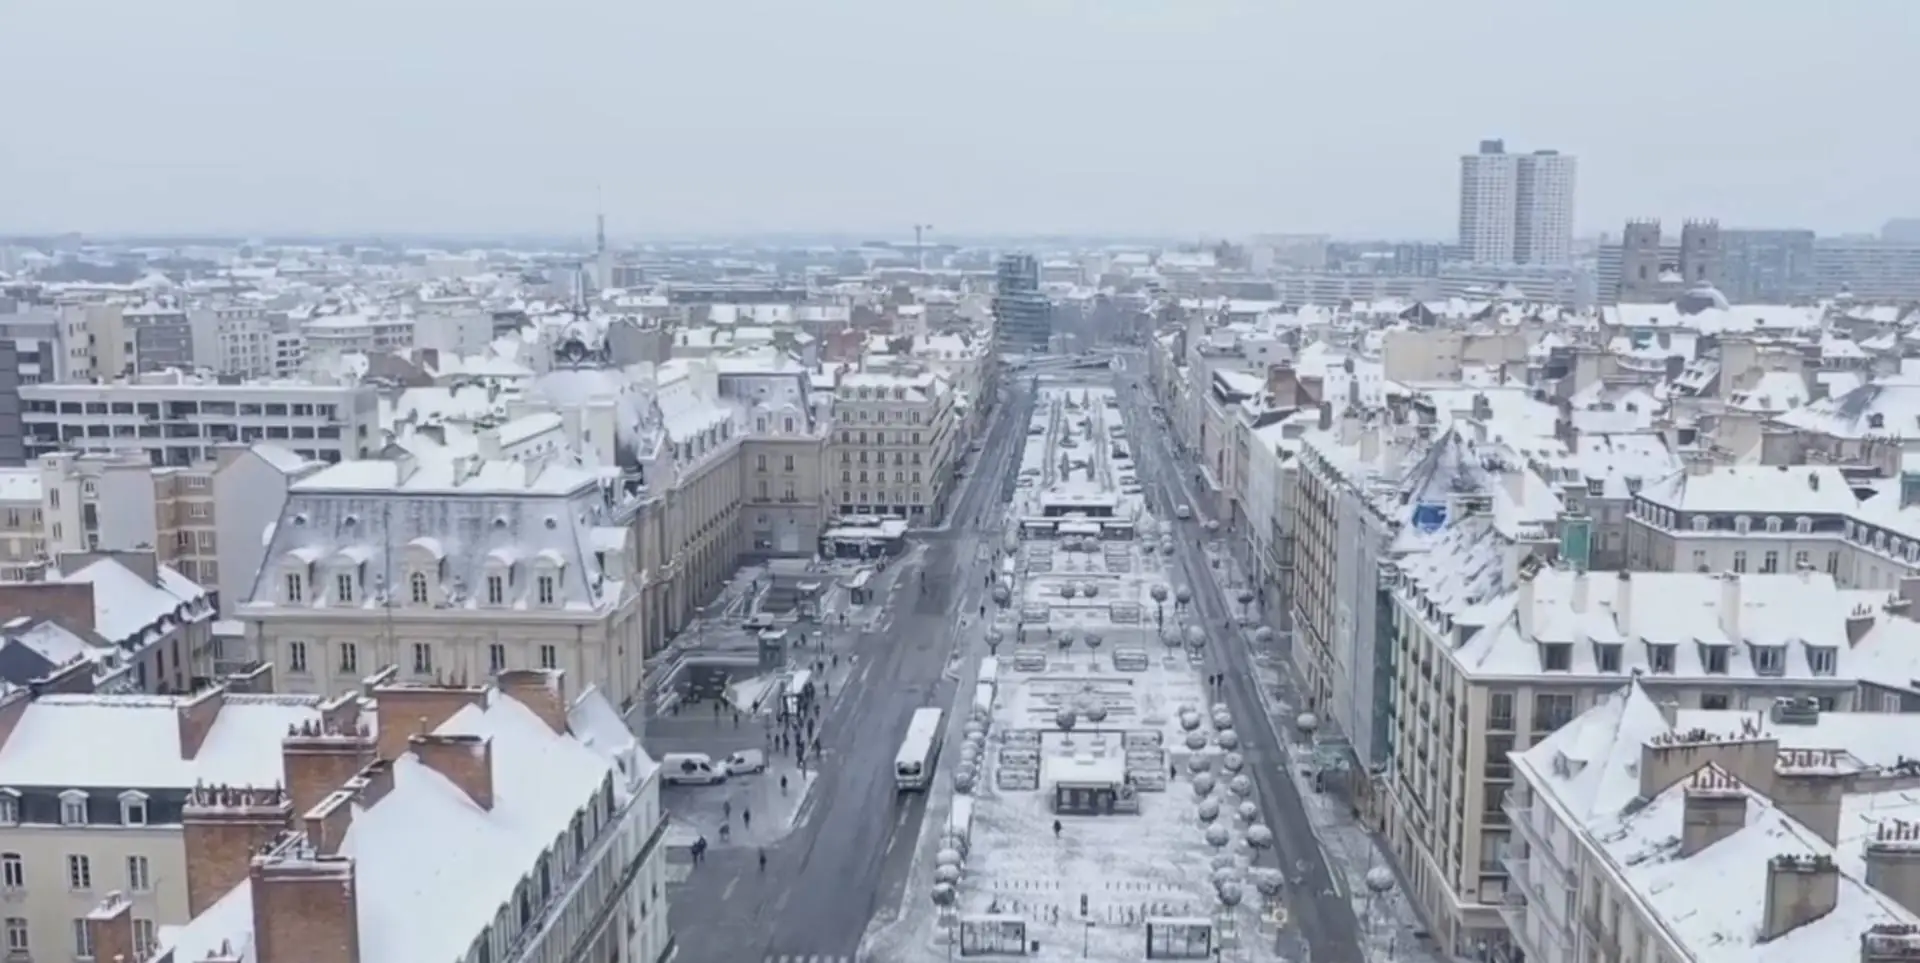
20 375 380 467
1459 140 1576 267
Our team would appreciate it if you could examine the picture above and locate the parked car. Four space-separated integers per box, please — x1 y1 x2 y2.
661 753 728 785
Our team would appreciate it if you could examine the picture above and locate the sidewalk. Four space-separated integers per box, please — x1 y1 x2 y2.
1198 542 1445 963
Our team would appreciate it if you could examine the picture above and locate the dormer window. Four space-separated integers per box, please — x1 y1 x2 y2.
410 571 430 605
1807 645 1837 676
59 790 88 826
487 574 506 606
285 571 305 603
1734 515 1751 534
1765 516 1782 534
1593 642 1623 673
1585 478 1604 497
336 572 355 604
538 575 557 605
1701 643 1731 674
1795 516 1812 534
119 791 148 827
1691 515 1709 531
0 790 18 825
1539 642 1572 672
1750 644 1786 677
1646 642 1676 673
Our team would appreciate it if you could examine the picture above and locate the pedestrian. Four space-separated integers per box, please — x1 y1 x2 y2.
712 701 721 717
831 653 839 668
723 800 732 819
780 774 789 795
1052 819 1062 838
758 848 767 872
822 681 830 699
743 808 752 829
732 711 740 729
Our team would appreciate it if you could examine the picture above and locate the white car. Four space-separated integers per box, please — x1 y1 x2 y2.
725 749 767 775
1175 504 1193 520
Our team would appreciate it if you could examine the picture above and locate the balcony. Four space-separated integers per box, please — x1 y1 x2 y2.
1496 888 1529 939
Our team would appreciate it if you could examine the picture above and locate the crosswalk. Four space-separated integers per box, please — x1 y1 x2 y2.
763 955 855 963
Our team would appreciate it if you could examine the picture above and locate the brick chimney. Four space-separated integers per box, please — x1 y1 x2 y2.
303 789 356 856
372 681 487 761
1773 752 1848 845
84 892 136 963
1762 854 1839 941
1680 766 1749 856
182 784 292 917
496 668 569 735
249 846 360 963
1866 819 1920 917
348 758 395 810
1862 924 1920 963
177 685 227 760
409 733 494 811
283 715 375 818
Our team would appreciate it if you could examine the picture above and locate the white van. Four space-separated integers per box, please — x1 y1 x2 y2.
661 753 728 785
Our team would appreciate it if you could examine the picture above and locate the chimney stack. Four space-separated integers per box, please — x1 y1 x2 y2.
283 713 375 819
409 733 495 811
1774 752 1848 844
181 784 292 917
1571 571 1590 614
372 680 488 761
303 789 355 857
1614 571 1634 633
495 669 569 735
1680 766 1749 856
249 844 360 963
1762 854 1840 941
177 685 227 760
83 892 136 963
1719 572 1744 643
1861 924 1920 963
1866 819 1920 918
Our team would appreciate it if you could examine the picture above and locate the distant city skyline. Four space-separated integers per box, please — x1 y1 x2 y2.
2 0 1914 239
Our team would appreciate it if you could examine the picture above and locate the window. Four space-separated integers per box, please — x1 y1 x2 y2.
1691 549 1708 572
133 918 155 956
73 919 93 958
1701 693 1731 710
336 572 354 603
66 854 91 890
487 574 505 605
1752 646 1785 675
1531 693 1574 732
1595 643 1622 672
539 645 558 669
288 640 308 673
339 641 358 674
1794 551 1810 572
1761 550 1779 574
410 571 429 604
285 571 304 602
1765 516 1782 534
1648 643 1676 673
0 794 15 825
1796 516 1813 534
1827 551 1840 575
1734 515 1751 534
1704 645 1730 674
1808 646 1838 676
1 854 21 889
1732 551 1747 573
489 643 507 673
59 792 87 826
1540 643 1571 671
412 643 433 674
537 575 556 606
119 792 147 827
5 917 25 953
1690 515 1709 532
784 454 794 471
126 855 150 891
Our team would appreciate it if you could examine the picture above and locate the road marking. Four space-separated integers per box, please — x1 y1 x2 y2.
722 877 738 901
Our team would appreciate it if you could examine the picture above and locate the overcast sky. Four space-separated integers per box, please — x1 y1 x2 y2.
3 0 1914 240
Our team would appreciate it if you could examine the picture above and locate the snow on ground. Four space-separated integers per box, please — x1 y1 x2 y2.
866 385 1287 963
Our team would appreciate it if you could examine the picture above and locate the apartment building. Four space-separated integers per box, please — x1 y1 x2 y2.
715 362 832 555
1504 680 1920 963
829 369 958 520
0 666 669 963
122 300 194 371
21 374 380 466
0 471 46 581
187 300 297 379
298 309 414 359
127 669 669 963
1626 464 1920 591
1383 558 1867 960
0 550 217 693
0 665 326 960
210 444 324 622
32 452 219 584
238 447 650 706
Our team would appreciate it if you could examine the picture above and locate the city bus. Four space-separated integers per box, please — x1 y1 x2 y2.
894 707 946 793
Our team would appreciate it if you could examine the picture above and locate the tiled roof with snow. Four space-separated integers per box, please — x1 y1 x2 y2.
0 691 323 788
